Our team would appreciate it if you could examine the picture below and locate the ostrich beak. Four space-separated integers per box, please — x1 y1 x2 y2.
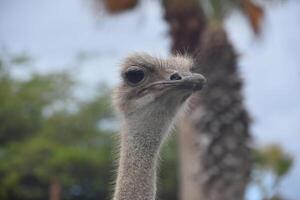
138 73 206 96
173 73 206 91
155 73 206 92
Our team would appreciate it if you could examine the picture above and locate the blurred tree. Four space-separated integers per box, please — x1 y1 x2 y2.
0 56 72 145
161 1 269 200
0 54 115 200
253 144 293 200
163 1 255 199
104 0 138 13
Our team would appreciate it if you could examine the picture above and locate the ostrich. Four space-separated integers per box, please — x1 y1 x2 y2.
112 53 206 200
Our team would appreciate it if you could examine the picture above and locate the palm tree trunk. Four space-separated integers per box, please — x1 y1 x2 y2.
163 1 252 200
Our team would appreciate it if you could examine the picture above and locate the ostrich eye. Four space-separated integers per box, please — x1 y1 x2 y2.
125 67 145 85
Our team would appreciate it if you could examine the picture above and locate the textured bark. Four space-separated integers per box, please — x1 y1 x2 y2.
164 2 252 200
163 0 206 54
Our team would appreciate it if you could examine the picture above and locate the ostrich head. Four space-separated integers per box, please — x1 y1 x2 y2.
112 53 206 200
113 53 206 142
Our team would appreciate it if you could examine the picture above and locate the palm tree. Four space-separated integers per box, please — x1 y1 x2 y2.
162 1 264 199
100 0 264 199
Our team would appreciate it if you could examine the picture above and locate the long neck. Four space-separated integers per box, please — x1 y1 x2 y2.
113 116 170 200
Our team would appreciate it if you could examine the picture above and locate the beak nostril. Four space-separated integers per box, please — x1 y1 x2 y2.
170 73 182 81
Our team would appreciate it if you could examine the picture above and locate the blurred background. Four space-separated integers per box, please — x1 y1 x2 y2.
0 0 299 200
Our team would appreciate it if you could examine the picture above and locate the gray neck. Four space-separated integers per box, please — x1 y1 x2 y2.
113 136 158 200
113 98 183 200
113 113 172 200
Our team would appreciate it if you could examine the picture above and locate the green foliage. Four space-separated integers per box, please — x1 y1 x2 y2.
254 144 293 178
159 134 179 200
252 144 293 200
10 52 31 65
0 61 73 144
0 54 115 200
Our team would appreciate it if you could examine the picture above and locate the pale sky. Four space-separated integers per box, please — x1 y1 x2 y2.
0 0 299 199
